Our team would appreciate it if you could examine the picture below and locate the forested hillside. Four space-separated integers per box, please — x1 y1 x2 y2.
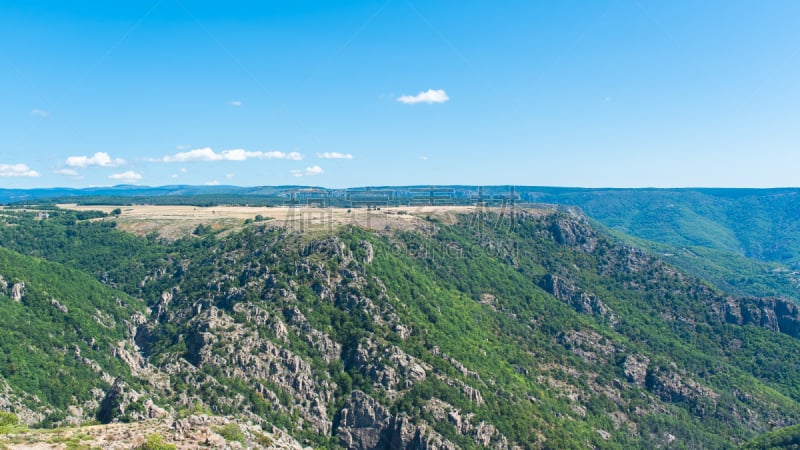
0 245 145 426
3 205 800 448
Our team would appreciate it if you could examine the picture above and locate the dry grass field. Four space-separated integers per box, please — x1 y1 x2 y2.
56 204 524 239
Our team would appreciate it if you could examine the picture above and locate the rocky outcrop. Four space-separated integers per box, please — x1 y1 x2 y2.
337 390 393 450
284 306 341 363
548 214 598 252
560 330 621 365
360 240 374 264
623 355 650 388
348 342 430 393
10 282 24 302
50 298 68 313
436 375 484 406
645 367 718 415
0 380 46 425
424 399 508 449
540 274 615 321
184 306 335 434
97 378 141 423
336 391 458 450
722 296 800 338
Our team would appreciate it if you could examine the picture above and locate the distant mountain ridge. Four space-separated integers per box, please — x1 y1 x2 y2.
6 184 800 299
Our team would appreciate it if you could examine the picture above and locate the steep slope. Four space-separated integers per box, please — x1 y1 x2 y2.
741 423 800 449
528 188 800 267
4 206 800 448
0 247 148 426
124 208 800 448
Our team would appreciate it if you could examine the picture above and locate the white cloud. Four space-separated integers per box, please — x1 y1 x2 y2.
316 152 353 159
31 109 50 118
291 165 324 177
171 173 179 179
205 180 220 186
176 144 191 150
66 152 125 168
397 89 449 104
419 156 429 161
55 168 79 176
229 101 242 107
108 170 142 182
160 147 304 162
225 173 235 179
0 163 40 177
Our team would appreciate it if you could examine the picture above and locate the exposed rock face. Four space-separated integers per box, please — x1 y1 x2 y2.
388 415 459 450
50 298 68 313
623 355 650 388
645 367 718 415
548 214 598 252
539 274 614 321
336 391 458 450
560 330 621 365
722 296 800 337
97 378 141 424
184 306 335 434
337 390 393 450
284 306 342 363
436 375 484 406
360 240 374 264
424 399 508 449
10 282 25 302
348 342 430 392
0 380 46 425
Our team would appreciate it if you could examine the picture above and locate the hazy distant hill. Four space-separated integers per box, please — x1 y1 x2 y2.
5 185 800 303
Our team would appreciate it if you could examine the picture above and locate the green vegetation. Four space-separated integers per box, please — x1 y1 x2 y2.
214 423 245 443
742 424 800 449
3 203 800 448
136 433 175 450
0 412 23 435
536 189 800 290
0 243 143 414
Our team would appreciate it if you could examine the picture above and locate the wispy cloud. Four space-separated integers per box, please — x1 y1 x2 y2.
316 152 353 160
54 168 80 176
108 170 142 182
291 165 324 177
30 109 50 118
159 147 303 162
229 100 242 107
205 180 221 185
66 152 125 168
419 156 429 161
0 163 40 177
397 89 449 104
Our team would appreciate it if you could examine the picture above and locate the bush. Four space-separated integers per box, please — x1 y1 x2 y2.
137 432 176 450
215 423 245 443
0 411 19 427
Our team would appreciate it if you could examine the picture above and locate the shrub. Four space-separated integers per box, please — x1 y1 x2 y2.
215 423 245 443
0 411 18 427
137 432 176 450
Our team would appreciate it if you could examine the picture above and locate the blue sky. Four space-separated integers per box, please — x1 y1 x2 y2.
2 1 799 188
